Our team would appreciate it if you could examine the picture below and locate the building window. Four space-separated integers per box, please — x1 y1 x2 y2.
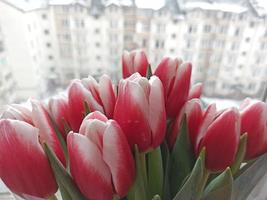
42 14 47 19
249 22 255 28
96 55 101 61
142 39 147 47
203 24 211 33
171 33 176 39
48 55 54 60
44 29 50 35
95 42 100 47
245 37 250 42
95 28 100 34
46 42 51 48
62 19 69 27
0 41 4 52
234 28 240 36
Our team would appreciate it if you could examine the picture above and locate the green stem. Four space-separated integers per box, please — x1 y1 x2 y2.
196 168 210 200
48 194 58 200
140 153 148 187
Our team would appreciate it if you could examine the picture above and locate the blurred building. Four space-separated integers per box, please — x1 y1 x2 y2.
0 0 266 104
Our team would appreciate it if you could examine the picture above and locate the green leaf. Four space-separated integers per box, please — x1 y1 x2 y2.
231 133 247 175
43 143 87 200
202 167 233 200
127 145 147 200
173 150 206 200
146 64 153 79
161 141 171 200
147 147 163 198
232 153 267 199
169 116 195 197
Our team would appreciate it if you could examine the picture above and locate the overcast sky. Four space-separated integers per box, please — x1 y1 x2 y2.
135 0 165 9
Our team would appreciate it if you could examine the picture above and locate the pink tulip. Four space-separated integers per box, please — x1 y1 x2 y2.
1 104 32 124
240 98 267 160
122 50 149 78
67 111 135 200
68 75 116 132
113 73 166 152
199 108 240 171
154 57 192 118
31 100 65 164
48 95 70 139
0 119 57 198
188 83 202 100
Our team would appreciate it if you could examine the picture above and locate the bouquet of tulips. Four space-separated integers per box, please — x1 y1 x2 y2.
1 50 267 200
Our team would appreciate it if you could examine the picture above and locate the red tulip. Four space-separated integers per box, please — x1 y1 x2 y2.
31 100 66 164
67 111 135 200
48 95 69 139
188 83 202 100
113 73 166 152
122 50 149 78
154 57 192 118
240 98 267 160
68 75 116 132
199 108 240 171
0 119 57 198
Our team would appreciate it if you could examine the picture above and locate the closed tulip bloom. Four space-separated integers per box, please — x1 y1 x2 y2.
122 50 149 78
199 108 240 172
0 119 57 198
68 111 135 200
113 73 166 152
188 83 202 100
48 95 70 139
68 75 116 132
154 57 192 118
240 99 267 160
31 100 65 164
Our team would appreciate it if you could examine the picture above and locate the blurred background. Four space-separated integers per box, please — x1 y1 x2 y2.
0 0 267 110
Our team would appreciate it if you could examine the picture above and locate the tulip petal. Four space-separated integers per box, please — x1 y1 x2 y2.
185 99 204 154
114 80 151 152
103 121 135 197
148 76 166 149
133 51 149 77
167 62 192 118
122 51 133 78
188 83 202 100
68 133 113 200
200 108 240 171
31 100 65 164
0 119 57 198
68 80 104 131
240 101 267 160
99 75 116 118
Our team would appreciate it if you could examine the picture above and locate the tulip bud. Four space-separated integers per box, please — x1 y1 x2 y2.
122 50 149 78
240 98 267 160
113 73 166 152
31 100 65 164
48 95 69 139
68 75 116 132
198 108 240 172
0 119 57 198
67 111 135 200
154 57 192 118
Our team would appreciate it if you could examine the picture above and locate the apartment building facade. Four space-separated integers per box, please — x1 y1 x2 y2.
0 0 266 104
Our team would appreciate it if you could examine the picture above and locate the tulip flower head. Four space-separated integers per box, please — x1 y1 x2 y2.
0 119 57 198
122 50 149 78
240 98 267 160
68 75 116 132
154 57 192 118
114 73 166 152
68 111 135 200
